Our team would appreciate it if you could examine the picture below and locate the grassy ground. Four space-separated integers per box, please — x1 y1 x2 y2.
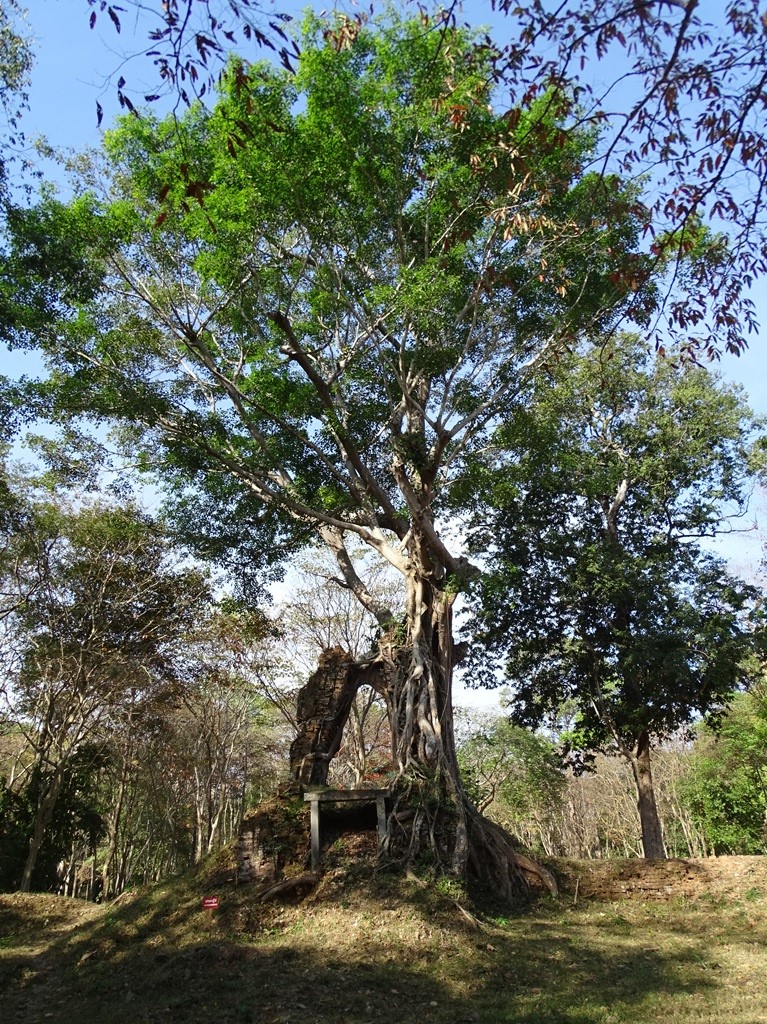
2 855 767 1024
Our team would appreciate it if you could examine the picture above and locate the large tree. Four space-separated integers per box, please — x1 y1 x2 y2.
467 335 764 859
0 14 734 890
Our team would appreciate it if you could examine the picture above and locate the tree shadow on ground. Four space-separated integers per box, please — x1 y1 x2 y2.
1 874 732 1024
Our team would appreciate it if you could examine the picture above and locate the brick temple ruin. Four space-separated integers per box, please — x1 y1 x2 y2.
237 647 392 882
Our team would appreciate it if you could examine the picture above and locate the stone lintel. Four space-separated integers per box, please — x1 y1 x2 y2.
303 788 390 803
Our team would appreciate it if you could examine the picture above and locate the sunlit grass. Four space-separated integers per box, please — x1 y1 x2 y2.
1 858 766 1024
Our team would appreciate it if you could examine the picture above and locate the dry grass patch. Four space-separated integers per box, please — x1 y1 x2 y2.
1 857 766 1024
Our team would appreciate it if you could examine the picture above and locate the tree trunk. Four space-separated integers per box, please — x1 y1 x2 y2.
381 572 469 868
378 568 556 897
206 790 226 855
20 764 66 892
193 767 207 864
102 770 128 900
296 525 557 898
629 731 667 860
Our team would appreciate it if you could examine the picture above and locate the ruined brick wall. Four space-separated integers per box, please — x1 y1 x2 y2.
289 647 359 787
237 814 279 884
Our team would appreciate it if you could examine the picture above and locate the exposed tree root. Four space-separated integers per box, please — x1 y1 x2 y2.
467 807 558 898
280 631 558 905
260 872 320 902
387 780 557 901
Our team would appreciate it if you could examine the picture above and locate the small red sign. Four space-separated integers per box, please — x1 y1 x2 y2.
202 896 219 910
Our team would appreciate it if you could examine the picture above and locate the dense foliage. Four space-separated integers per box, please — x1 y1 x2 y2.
89 2 767 361
0 471 285 894
468 336 764 857
683 686 767 855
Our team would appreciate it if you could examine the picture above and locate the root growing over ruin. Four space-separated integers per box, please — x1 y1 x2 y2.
384 775 557 899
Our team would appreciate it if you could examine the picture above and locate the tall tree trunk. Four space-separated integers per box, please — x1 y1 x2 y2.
629 731 667 860
20 764 66 892
102 770 128 900
65 843 77 897
206 788 226 855
193 767 206 863
89 847 97 901
381 566 556 896
387 572 468 871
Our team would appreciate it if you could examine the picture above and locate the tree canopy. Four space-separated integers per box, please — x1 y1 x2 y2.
467 335 765 857
0 481 211 890
84 1 767 360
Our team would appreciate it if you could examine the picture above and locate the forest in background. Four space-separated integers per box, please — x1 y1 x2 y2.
1 470 765 897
